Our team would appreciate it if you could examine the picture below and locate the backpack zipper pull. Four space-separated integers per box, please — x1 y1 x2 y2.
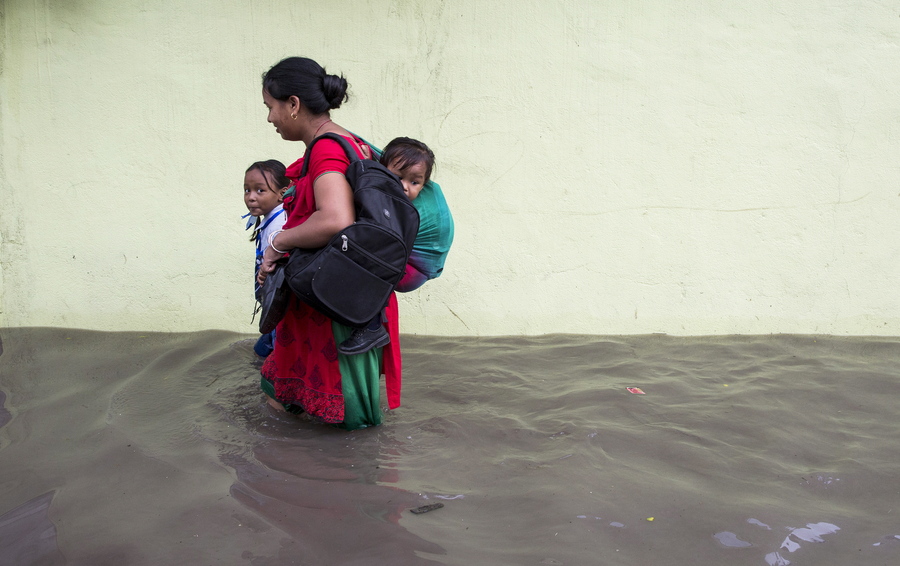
341 234 348 251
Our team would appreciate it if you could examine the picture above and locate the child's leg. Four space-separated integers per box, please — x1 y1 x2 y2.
253 330 276 357
336 311 390 356
365 314 382 330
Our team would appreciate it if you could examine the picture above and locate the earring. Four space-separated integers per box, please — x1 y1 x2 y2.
291 114 297 120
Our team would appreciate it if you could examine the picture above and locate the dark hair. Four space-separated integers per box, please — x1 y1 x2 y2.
380 137 435 181
262 57 349 115
246 159 289 191
245 159 289 241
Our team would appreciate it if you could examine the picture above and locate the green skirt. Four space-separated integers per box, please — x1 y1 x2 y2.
260 320 384 430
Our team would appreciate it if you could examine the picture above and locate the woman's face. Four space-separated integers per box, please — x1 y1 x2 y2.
263 89 299 141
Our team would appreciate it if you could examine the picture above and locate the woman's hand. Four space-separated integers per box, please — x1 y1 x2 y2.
257 243 285 286
256 166 355 287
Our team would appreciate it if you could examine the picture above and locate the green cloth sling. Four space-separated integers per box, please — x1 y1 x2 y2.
359 136 454 280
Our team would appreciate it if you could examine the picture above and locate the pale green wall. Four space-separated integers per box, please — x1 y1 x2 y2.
2 0 899 336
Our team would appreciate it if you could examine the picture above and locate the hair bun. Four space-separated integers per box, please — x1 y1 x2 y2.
263 57 348 115
322 73 349 110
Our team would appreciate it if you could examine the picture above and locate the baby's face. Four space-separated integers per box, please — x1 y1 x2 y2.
243 169 282 216
388 159 427 201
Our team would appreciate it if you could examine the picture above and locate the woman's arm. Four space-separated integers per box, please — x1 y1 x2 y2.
277 172 354 248
257 172 354 284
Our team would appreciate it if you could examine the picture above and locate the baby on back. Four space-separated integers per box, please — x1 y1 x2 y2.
381 137 454 292
337 137 454 355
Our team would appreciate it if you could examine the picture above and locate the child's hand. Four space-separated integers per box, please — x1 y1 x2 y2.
257 244 285 286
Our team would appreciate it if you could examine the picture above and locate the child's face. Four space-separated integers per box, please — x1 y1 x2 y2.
388 159 427 201
243 168 283 217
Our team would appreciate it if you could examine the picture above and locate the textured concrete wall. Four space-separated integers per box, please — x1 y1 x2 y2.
2 0 899 336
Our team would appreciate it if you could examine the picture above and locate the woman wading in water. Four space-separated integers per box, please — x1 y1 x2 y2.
256 57 402 429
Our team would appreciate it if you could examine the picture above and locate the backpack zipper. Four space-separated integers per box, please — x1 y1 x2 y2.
340 232 403 274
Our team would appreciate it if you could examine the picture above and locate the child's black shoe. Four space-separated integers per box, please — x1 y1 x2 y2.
337 325 390 355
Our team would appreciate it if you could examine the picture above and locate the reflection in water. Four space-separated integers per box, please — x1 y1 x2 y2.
2 329 900 564
0 491 64 566
0 391 11 430
766 522 840 565
748 518 772 530
715 520 842 565
715 530 752 547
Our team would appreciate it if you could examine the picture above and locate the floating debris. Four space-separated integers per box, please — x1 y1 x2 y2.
410 503 444 514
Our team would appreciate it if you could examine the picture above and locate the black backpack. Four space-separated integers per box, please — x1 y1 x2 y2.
265 133 419 329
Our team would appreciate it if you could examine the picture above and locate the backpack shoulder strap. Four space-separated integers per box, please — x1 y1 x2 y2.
299 133 362 177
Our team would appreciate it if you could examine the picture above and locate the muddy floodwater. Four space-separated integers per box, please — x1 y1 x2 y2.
2 328 900 565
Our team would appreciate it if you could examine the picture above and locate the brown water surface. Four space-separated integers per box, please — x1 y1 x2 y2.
1 329 899 565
